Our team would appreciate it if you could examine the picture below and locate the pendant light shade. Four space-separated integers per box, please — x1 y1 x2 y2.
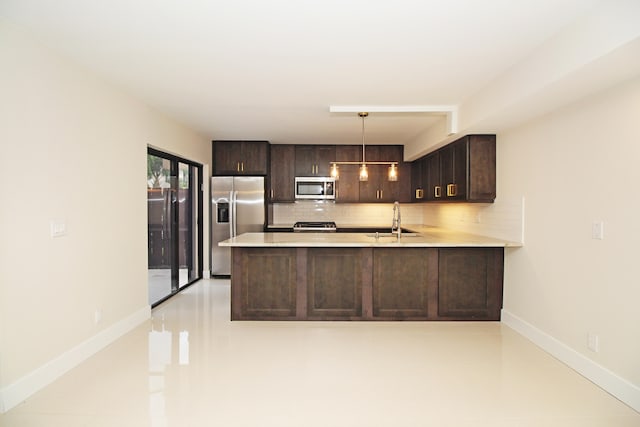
388 163 398 181
359 164 369 181
330 163 339 180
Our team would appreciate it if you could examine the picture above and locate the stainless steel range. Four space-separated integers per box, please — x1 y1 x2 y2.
293 221 337 232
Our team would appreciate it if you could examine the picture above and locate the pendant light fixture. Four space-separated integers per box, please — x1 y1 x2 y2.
329 112 399 182
358 112 369 182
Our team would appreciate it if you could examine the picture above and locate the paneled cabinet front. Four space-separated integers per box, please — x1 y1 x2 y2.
413 134 496 203
358 145 411 203
438 247 504 320
269 144 295 202
307 248 363 319
213 140 269 175
372 248 437 319
334 145 361 202
230 246 503 321
232 248 297 319
295 145 335 176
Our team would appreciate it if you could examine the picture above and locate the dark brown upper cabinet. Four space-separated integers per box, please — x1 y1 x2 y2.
359 145 410 203
268 144 296 202
213 140 269 176
334 145 361 203
415 135 496 203
411 156 426 202
294 145 336 177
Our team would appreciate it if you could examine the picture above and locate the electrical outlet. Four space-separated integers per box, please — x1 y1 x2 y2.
587 333 599 352
592 221 604 240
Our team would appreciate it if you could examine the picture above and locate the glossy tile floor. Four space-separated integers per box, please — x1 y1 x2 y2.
2 279 639 426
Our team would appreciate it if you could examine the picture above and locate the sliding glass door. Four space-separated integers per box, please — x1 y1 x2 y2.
147 148 202 306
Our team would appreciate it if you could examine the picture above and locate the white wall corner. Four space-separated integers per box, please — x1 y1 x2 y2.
501 309 640 413
0 306 151 414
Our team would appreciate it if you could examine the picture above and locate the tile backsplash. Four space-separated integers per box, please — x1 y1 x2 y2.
422 196 524 243
272 201 423 226
272 196 524 244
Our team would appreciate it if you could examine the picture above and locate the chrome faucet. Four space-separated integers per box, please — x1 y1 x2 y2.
392 201 401 240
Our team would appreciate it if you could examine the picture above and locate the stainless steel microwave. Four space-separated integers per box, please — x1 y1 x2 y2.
295 177 335 200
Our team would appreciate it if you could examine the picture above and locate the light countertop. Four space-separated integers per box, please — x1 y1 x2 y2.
219 225 522 248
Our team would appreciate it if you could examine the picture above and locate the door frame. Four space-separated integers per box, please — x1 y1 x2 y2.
147 147 203 307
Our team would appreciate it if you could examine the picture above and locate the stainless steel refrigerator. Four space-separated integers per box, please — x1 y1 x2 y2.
210 176 265 276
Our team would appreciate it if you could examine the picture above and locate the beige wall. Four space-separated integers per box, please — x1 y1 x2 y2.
419 75 640 408
497 75 640 387
0 18 209 401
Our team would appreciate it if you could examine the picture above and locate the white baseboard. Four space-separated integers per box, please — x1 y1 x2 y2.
501 309 640 413
0 305 150 414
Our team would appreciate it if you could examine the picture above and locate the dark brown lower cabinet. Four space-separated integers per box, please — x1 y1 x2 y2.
307 248 362 319
231 247 503 321
372 248 437 319
438 248 504 320
232 248 297 319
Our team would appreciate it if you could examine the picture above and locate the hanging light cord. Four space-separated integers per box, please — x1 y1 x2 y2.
361 112 366 164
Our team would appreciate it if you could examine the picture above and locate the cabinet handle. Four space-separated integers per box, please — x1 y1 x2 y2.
416 189 424 199
270 189 274 199
447 183 457 197
237 162 240 172
434 186 441 198
241 162 244 172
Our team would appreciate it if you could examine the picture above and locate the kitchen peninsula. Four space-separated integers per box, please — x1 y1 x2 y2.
219 226 519 321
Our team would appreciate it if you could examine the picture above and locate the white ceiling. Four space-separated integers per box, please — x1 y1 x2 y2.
2 0 639 158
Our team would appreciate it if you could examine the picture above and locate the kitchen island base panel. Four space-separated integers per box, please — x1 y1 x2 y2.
231 247 504 321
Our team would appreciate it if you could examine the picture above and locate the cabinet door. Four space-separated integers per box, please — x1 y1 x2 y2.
411 157 425 202
307 248 362 318
424 152 442 201
315 145 335 176
358 146 405 202
294 145 336 176
358 167 384 202
377 162 412 203
213 141 268 175
468 135 496 202
213 141 243 175
372 248 437 319
440 138 468 201
241 141 269 175
294 145 316 176
438 248 503 320
269 145 295 202
232 248 297 319
334 145 360 202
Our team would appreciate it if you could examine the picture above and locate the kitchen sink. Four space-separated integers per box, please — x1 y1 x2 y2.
365 232 420 238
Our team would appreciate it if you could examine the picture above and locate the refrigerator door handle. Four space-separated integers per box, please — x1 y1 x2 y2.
231 190 238 237
229 191 235 238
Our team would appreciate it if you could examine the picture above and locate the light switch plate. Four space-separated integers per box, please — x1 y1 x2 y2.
50 220 67 237
592 221 604 240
